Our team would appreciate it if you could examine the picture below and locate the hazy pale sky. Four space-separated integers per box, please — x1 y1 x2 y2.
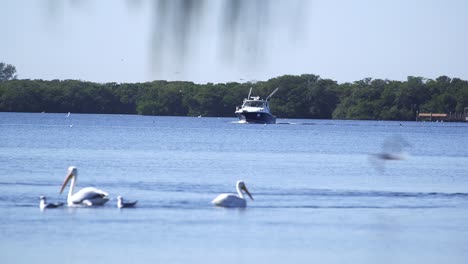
1 0 467 84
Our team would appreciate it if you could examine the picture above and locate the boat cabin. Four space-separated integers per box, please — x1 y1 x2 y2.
243 99 267 108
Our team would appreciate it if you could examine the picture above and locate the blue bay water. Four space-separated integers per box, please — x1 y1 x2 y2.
1 112 468 263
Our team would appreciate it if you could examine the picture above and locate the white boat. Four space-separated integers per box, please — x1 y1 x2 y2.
235 87 278 124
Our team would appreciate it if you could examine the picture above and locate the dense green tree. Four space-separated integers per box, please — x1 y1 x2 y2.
0 74 466 121
0 62 17 81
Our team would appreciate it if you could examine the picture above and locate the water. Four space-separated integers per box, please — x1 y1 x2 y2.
1 112 467 263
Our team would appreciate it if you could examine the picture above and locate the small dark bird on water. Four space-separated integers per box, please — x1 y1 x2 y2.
117 196 137 208
39 196 64 210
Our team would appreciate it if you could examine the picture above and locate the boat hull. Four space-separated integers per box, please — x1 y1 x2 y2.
236 111 276 124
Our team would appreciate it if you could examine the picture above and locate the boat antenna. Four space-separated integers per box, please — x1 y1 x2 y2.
266 87 279 101
247 87 252 99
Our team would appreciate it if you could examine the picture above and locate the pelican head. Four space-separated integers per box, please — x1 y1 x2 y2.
237 180 254 200
60 166 77 194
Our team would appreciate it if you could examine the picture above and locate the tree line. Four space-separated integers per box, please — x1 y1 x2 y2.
0 74 467 120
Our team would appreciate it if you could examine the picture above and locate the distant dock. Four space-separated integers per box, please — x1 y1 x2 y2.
417 108 468 122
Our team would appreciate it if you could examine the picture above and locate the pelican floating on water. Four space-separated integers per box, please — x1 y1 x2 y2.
117 196 137 208
212 181 253 208
60 166 109 207
39 196 64 210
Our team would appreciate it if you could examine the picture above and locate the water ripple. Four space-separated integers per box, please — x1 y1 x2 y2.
256 189 468 199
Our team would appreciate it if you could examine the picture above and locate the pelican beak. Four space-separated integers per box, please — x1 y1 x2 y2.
243 186 254 201
60 171 73 194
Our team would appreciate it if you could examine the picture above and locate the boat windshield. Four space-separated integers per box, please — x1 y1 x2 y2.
244 101 265 107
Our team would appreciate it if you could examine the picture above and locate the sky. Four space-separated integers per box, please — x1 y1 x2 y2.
1 0 467 84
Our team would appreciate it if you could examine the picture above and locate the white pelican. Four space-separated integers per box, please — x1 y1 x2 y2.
117 196 137 208
212 181 253 208
60 166 109 207
39 196 64 210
